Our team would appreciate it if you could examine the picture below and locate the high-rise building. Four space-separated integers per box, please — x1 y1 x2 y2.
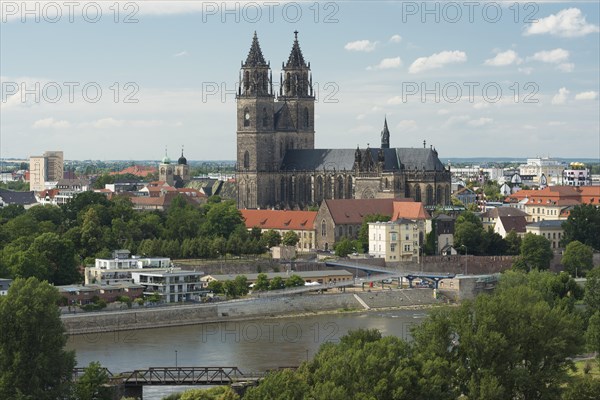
29 151 64 191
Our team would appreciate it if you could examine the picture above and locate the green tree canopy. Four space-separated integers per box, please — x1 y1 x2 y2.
73 361 110 400
261 229 282 248
562 240 594 277
514 233 553 271
0 278 75 399
281 231 300 247
561 204 600 250
334 237 355 257
284 274 305 288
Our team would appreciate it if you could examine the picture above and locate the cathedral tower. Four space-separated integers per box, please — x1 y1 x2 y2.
276 31 315 162
236 32 276 208
381 117 390 149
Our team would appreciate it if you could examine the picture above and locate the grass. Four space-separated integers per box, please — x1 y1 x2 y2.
571 359 600 378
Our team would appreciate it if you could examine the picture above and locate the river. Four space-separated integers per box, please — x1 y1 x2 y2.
66 309 429 399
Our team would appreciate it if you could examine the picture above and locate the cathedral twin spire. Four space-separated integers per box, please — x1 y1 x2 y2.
239 31 312 99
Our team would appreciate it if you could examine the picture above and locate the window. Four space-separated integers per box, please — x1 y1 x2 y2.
390 244 396 252
321 220 326 236
338 226 343 237
304 107 309 128
243 151 250 169
262 108 268 127
243 107 250 127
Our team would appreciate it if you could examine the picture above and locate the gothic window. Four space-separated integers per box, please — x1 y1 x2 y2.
298 176 305 205
336 176 344 199
263 71 268 92
315 176 323 203
289 176 294 204
415 185 421 202
348 226 353 236
304 107 309 128
436 186 443 205
243 107 250 127
244 71 250 91
262 108 268 127
338 226 343 237
280 141 284 158
321 220 326 237
445 186 450 205
385 178 389 189
280 177 286 204
286 73 291 94
303 73 308 95
405 184 411 198
426 185 433 205
243 151 250 169
346 177 353 199
290 139 294 149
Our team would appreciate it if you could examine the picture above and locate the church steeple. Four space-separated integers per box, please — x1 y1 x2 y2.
281 31 312 98
381 117 390 149
238 31 272 97
244 31 267 67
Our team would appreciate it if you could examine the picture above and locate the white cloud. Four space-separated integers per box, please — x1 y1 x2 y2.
173 51 188 57
32 118 71 129
443 115 470 127
82 118 170 129
529 48 570 64
556 63 574 73
389 34 402 43
524 8 600 38
551 87 569 105
522 124 537 130
437 109 450 115
575 91 598 101
396 120 417 131
484 50 522 66
409 51 467 74
387 96 403 105
344 40 378 52
467 117 493 127
356 114 366 120
518 67 534 75
367 57 403 70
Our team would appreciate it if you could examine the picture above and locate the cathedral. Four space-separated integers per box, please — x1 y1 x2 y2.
236 32 451 210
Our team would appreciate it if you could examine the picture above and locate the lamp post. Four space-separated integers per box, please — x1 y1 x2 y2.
461 245 468 275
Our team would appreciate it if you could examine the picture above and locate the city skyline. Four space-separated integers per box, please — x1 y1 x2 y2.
1 1 599 161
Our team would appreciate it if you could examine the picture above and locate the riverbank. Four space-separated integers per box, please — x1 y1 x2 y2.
62 288 441 335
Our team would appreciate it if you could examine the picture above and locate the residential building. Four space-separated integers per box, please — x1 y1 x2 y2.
526 220 565 249
0 279 12 296
131 269 206 303
368 219 422 262
480 207 529 231
433 214 455 255
240 209 317 251
504 186 598 222
29 151 64 191
0 189 37 209
563 163 592 186
57 282 144 305
519 157 565 186
494 216 528 238
453 186 477 206
86 251 172 285
202 270 354 286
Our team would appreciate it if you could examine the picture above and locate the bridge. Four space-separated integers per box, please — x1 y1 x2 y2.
324 260 456 289
73 366 282 399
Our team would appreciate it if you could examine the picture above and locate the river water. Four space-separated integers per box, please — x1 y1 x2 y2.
66 309 429 399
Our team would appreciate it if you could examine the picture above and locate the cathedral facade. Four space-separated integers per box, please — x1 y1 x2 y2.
236 32 451 210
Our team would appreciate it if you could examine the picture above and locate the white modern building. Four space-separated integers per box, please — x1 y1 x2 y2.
85 250 172 285
131 269 206 303
519 157 565 186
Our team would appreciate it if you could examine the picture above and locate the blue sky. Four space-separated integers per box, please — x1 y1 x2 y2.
1 1 599 161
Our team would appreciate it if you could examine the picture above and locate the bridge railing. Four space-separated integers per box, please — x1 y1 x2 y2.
121 366 250 385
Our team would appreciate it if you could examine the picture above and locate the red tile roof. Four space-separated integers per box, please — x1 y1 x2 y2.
323 199 396 224
505 185 599 205
110 165 157 177
241 209 317 230
392 201 430 220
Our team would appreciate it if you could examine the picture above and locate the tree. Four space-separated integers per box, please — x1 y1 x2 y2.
179 386 240 400
585 311 600 362
281 231 299 247
480 226 507 255
334 237 354 257
207 280 224 295
412 285 583 400
261 229 282 248
584 266 600 312
253 273 269 291
562 240 594 277
73 361 110 400
285 275 305 288
454 211 484 255
0 278 75 399
269 276 285 290
561 204 600 250
514 233 553 271
562 376 600 400
505 229 521 255
202 200 244 239
243 368 309 400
